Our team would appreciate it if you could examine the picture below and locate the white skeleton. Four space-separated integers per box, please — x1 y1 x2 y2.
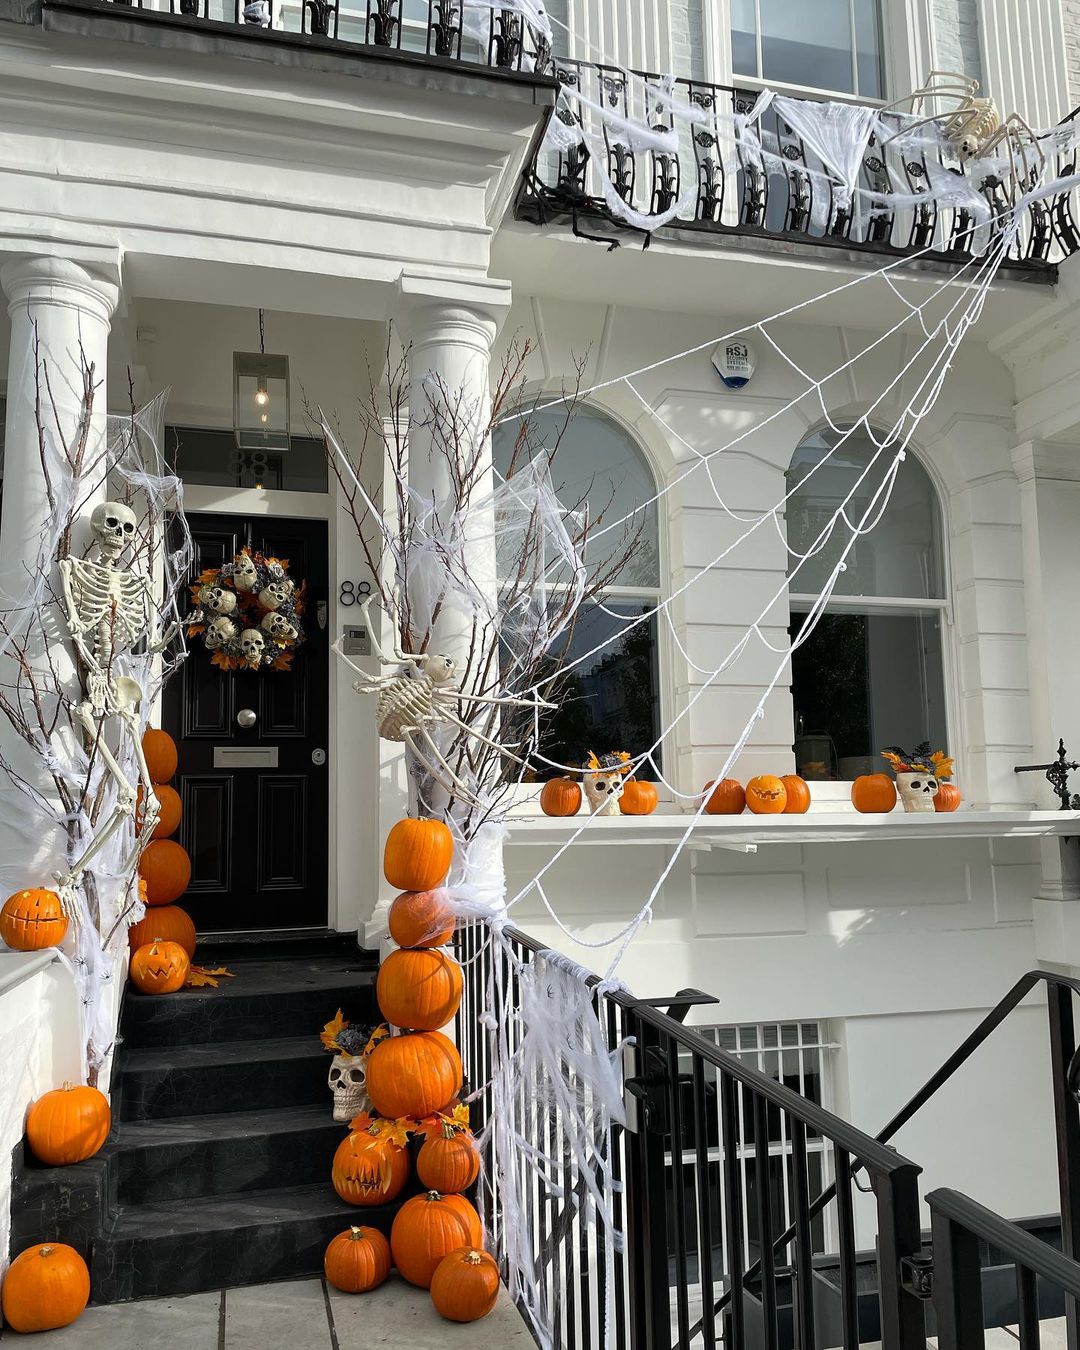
56 502 180 910
884 71 1045 199
334 595 554 808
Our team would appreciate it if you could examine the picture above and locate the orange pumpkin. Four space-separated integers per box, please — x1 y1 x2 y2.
431 1247 501 1323
781 775 811 814
141 728 178 783
417 1120 480 1194
1 1243 90 1333
934 782 962 813
324 1226 391 1293
25 1083 111 1166
540 778 582 817
388 890 455 949
703 779 745 815
138 840 192 906
366 1030 462 1120
377 949 463 1032
383 818 454 892
129 939 190 995
136 784 182 840
745 775 787 814
851 773 898 814
128 905 196 959
331 1126 410 1206
619 780 659 816
0 889 68 951
390 1190 483 1288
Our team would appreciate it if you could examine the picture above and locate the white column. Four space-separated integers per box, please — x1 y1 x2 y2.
0 256 119 888
976 0 1070 129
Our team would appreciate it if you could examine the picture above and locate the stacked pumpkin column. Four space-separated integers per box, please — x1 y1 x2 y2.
322 817 500 1324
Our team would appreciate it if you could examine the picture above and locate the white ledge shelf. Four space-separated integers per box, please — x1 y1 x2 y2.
503 810 1080 853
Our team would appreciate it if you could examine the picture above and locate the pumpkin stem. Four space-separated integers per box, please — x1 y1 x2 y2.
62 1081 75 1092
464 1250 483 1265
38 1246 55 1257
349 1227 364 1240
425 1189 443 1201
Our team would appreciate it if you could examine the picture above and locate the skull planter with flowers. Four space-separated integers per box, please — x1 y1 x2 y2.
881 743 957 815
582 750 632 817
320 1009 388 1123
187 548 306 671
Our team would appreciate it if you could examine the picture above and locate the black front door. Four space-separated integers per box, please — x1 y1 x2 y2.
163 513 330 932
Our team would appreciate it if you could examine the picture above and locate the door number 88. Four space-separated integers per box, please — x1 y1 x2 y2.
339 580 372 607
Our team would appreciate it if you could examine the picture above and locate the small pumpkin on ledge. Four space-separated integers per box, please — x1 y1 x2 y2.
540 777 582 817
25 1083 111 1166
619 779 659 816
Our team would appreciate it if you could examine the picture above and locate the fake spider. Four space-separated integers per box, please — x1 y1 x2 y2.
334 596 555 808
883 70 1045 200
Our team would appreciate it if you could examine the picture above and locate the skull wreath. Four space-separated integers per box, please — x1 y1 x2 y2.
187 549 305 671
880 743 955 815
320 1011 386 1122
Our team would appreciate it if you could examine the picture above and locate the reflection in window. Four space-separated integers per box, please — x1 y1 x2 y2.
786 428 948 780
165 426 328 494
733 0 884 98
492 407 661 776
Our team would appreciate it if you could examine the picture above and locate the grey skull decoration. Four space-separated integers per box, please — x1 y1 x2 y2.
188 550 305 670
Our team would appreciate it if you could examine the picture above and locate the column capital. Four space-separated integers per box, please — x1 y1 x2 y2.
395 269 511 347
1011 438 1080 485
2 256 119 328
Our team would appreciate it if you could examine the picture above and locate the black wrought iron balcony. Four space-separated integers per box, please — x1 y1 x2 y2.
516 58 1080 277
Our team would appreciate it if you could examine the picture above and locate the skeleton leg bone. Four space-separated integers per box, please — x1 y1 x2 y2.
436 706 531 765
402 724 486 808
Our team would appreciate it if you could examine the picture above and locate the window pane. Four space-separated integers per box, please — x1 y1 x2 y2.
166 427 328 494
731 0 758 75
492 406 660 589
791 608 948 779
854 0 885 97
529 600 660 777
786 427 945 600
760 0 854 93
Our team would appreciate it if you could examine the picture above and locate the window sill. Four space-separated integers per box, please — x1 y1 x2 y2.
503 809 1079 853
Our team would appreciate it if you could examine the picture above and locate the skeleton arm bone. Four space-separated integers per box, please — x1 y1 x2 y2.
452 689 558 712
58 559 104 674
360 594 419 668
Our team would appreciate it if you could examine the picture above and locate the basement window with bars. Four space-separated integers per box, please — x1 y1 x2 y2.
673 1021 839 1277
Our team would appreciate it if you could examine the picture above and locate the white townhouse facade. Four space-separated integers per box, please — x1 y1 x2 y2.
2 0 1080 1292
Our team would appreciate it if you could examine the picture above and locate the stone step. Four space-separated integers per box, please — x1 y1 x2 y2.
118 1036 330 1121
121 955 377 1048
113 1105 346 1205
91 1183 405 1303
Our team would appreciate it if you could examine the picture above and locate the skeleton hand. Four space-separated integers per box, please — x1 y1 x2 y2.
138 788 160 828
53 872 79 918
87 671 110 712
116 784 138 813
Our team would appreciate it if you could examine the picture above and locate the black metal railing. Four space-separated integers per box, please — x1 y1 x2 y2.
457 921 928 1349
57 0 553 72
517 59 1080 272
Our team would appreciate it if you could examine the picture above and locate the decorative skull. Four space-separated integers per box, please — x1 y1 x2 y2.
258 580 293 611
260 611 297 641
204 615 238 651
896 771 939 813
198 584 238 617
239 628 265 664
583 767 625 817
422 653 457 686
90 501 137 558
231 554 259 592
328 1052 371 1122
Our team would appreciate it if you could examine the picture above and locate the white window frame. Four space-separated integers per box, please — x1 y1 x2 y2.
731 0 889 103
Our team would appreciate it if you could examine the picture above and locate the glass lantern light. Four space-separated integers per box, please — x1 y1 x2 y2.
233 348 290 455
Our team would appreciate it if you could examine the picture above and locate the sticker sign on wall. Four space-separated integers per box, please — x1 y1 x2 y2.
712 340 756 389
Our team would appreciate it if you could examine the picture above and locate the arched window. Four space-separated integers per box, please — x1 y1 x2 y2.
785 426 948 781
492 405 661 776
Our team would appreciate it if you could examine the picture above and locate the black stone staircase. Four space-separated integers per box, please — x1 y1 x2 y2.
9 932 401 1303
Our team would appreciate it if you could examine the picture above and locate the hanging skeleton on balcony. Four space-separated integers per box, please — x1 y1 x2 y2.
335 595 554 809
56 502 180 910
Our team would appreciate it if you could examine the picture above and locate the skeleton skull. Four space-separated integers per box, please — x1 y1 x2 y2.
896 771 939 813
261 611 298 641
239 628 265 664
258 580 293 610
204 615 238 651
328 1052 371 1122
422 653 457 686
91 501 137 558
583 769 625 817
231 554 259 592
198 584 238 617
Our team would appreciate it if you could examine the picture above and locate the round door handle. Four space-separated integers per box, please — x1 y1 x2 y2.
236 709 257 729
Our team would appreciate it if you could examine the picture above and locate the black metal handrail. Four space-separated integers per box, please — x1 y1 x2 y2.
517 58 1080 272
930 1187 1080 1350
456 919 928 1350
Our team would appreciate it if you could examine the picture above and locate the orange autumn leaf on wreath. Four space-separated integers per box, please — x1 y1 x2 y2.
211 650 242 672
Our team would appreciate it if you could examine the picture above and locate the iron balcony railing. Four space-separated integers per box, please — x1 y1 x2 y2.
456 929 1080 1350
517 60 1080 275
